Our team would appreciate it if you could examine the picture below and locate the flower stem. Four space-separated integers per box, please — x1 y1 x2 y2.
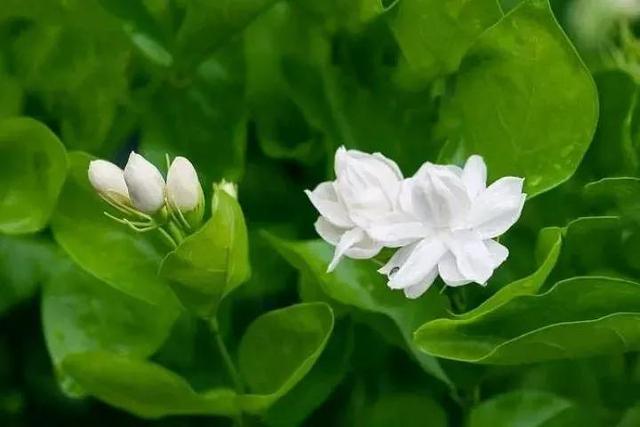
209 318 244 394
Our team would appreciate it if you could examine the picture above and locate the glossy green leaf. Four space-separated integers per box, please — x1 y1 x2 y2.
391 0 503 80
0 235 60 316
439 0 598 197
51 152 179 310
238 303 334 411
160 187 251 318
415 277 640 364
456 226 562 320
584 178 640 222
43 263 177 395
0 117 67 234
468 390 572 427
365 393 447 427
61 351 238 418
266 235 451 386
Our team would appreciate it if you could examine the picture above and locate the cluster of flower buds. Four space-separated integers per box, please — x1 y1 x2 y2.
306 147 526 299
88 152 208 248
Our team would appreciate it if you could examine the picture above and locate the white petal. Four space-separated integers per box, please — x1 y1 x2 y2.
343 234 382 260
413 163 471 227
467 177 526 239
462 155 487 199
366 215 429 248
378 242 418 276
403 267 439 299
326 228 381 272
438 252 471 287
166 156 203 211
387 237 447 290
88 159 130 204
314 217 345 246
305 182 353 228
447 231 495 284
485 239 509 268
123 152 166 214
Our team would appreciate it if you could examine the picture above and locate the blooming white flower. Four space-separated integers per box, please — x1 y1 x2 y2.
372 155 525 299
123 152 166 214
167 156 204 211
87 159 130 205
305 147 408 272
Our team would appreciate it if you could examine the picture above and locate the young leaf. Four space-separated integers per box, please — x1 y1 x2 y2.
266 234 452 386
61 351 238 418
415 277 640 364
391 0 503 80
0 117 67 234
160 187 251 318
468 390 573 427
439 0 598 197
238 303 334 412
51 152 179 310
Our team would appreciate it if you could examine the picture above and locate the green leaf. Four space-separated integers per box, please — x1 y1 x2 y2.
391 0 503 80
439 0 598 197
456 226 562 320
415 277 640 364
0 117 67 234
365 393 448 427
238 303 334 412
175 0 282 70
61 351 238 418
0 235 61 316
468 390 572 427
584 178 640 223
266 234 452 386
159 187 251 318
51 152 179 310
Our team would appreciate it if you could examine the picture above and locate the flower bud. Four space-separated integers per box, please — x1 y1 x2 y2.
167 156 204 228
216 179 238 199
87 159 130 205
123 152 166 214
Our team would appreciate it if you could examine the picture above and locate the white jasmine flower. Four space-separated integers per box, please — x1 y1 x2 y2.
305 147 408 272
87 159 130 205
123 152 166 214
167 156 204 211
373 155 526 299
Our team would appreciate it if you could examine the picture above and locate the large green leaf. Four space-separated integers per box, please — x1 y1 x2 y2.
415 277 640 364
51 152 179 310
456 226 562 320
238 303 334 412
0 117 67 234
468 390 573 427
61 352 238 418
364 393 448 427
391 0 503 80
159 187 250 318
266 234 451 386
584 178 640 223
439 0 598 197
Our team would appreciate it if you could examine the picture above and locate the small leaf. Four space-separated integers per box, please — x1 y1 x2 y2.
439 0 598 197
51 152 179 310
61 351 238 418
160 187 251 318
0 117 67 234
266 234 451 386
238 303 334 412
415 277 640 364
468 390 573 427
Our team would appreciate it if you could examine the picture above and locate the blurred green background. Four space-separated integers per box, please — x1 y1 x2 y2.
3 0 640 426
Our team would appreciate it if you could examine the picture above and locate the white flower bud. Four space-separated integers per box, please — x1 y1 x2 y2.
123 152 166 214
167 156 204 211
87 159 130 205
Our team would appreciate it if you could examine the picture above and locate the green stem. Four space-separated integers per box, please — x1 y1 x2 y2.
209 318 245 394
167 221 185 245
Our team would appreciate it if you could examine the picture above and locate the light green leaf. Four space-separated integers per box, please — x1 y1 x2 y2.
51 152 179 310
160 187 250 318
266 234 451 386
391 0 503 80
0 117 67 234
238 303 334 412
415 277 640 364
439 0 598 197
468 390 572 427
456 226 562 320
61 351 238 418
